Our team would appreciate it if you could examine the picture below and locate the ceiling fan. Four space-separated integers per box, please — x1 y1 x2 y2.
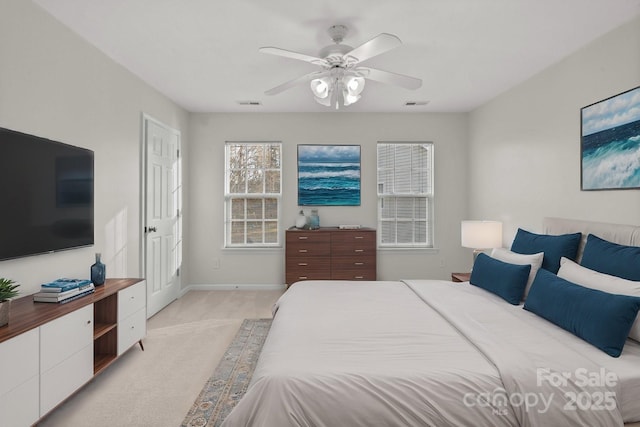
259 25 422 109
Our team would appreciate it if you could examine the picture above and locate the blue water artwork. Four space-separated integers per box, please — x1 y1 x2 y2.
298 145 361 206
581 86 640 190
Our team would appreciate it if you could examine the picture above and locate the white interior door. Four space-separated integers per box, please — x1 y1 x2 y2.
143 116 181 318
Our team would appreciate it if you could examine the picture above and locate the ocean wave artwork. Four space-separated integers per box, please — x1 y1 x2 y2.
581 86 640 190
298 145 361 205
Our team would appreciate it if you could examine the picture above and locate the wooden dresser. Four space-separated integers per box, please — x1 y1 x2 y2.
286 227 376 286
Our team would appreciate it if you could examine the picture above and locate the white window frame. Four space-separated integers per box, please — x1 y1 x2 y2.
224 141 282 248
377 142 434 249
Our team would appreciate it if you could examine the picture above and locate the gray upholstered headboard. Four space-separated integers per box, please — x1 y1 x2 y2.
543 217 640 262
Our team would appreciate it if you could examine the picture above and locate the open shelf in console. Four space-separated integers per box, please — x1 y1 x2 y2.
93 292 117 374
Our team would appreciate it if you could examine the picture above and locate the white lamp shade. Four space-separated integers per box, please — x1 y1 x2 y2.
461 220 503 249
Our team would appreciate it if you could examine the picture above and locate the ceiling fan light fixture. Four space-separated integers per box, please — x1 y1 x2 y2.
345 76 365 95
310 78 330 99
312 87 333 106
340 75 364 107
260 25 422 109
342 88 361 106
343 93 361 106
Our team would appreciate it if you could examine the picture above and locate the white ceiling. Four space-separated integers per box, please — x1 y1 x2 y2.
33 0 640 113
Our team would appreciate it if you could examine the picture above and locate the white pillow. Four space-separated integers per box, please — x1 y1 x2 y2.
490 247 544 299
558 257 640 342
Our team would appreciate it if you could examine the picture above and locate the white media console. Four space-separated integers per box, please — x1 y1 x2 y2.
0 278 146 425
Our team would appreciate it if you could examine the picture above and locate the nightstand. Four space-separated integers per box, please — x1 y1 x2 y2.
451 272 471 283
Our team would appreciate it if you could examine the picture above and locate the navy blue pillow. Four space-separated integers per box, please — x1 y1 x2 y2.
524 269 640 357
470 253 531 305
510 228 581 273
581 234 640 281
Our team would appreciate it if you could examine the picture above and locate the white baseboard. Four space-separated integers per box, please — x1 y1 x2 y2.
179 283 286 297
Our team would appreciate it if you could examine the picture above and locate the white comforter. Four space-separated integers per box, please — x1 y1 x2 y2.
221 280 634 427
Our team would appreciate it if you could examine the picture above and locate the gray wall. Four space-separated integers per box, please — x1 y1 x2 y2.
0 0 189 296
187 112 470 285
3 0 638 294
468 16 640 245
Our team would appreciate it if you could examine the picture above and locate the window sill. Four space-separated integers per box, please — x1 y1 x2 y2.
377 247 440 254
223 246 283 253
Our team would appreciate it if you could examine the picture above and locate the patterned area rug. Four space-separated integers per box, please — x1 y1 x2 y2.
181 318 272 427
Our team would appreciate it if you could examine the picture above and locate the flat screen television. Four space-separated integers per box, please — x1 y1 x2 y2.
0 126 94 261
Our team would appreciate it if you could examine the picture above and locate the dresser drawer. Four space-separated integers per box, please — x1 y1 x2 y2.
286 241 331 257
331 256 376 271
286 231 331 245
331 231 376 256
286 255 331 283
331 255 376 280
286 270 332 284
331 270 377 280
287 256 331 272
331 244 375 257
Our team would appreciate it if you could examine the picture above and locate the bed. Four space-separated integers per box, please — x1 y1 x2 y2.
222 218 640 427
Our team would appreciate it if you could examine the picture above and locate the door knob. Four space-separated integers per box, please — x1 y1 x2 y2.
146 226 157 233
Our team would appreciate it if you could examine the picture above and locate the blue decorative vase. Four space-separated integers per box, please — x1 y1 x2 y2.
91 253 106 285
309 209 320 230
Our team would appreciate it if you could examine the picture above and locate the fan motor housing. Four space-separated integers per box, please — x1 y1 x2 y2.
319 43 353 61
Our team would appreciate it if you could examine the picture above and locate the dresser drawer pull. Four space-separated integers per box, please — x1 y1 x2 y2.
298 263 308 266
298 249 308 253
298 236 308 240
355 276 364 279
299 276 308 280
354 262 364 266
354 236 364 239
354 249 364 253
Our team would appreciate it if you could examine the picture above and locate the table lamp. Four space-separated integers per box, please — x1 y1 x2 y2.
461 220 503 265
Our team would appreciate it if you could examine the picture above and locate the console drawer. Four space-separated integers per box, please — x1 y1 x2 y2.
118 280 146 322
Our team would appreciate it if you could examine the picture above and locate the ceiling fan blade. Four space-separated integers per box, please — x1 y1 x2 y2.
358 67 422 90
259 47 328 66
344 33 402 64
264 71 329 96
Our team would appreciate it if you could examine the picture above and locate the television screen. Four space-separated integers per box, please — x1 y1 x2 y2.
0 127 94 261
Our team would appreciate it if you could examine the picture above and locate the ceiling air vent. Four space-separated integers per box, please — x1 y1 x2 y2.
237 101 262 106
404 101 429 107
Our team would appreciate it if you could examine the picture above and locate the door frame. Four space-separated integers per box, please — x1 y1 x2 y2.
140 113 182 318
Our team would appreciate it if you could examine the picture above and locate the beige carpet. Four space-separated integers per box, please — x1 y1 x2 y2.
38 289 283 427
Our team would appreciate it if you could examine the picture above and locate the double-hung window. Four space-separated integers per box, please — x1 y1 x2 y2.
225 142 281 247
377 142 434 248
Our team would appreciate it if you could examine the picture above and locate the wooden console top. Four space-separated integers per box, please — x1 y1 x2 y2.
0 278 143 344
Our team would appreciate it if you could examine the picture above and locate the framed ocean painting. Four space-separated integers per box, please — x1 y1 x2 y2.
297 144 361 206
581 86 640 190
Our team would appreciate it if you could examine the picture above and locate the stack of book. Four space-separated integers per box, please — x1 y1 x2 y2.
33 279 95 304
